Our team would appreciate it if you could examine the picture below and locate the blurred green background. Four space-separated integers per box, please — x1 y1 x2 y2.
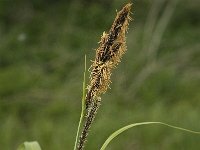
0 0 200 149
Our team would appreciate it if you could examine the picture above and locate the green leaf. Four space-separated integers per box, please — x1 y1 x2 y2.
17 141 42 150
100 121 200 150
73 55 87 150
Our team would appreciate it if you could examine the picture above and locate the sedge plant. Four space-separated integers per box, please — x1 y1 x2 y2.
17 3 200 150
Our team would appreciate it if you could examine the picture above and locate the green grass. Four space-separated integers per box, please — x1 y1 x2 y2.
0 0 200 150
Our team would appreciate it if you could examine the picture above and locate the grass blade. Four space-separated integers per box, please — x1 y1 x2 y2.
100 121 200 150
73 55 87 150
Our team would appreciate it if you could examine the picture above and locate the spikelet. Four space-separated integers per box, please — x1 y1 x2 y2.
86 3 132 108
77 4 132 150
77 101 100 150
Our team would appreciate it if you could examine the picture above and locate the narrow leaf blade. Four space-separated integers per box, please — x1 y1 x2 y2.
73 55 87 150
100 122 200 150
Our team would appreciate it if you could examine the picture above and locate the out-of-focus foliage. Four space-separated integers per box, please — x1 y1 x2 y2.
17 141 41 150
0 0 199 150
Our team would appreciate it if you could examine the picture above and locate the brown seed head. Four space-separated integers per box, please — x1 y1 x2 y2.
78 4 132 150
86 3 132 108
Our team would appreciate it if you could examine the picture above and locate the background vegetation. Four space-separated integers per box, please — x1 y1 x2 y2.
0 0 200 149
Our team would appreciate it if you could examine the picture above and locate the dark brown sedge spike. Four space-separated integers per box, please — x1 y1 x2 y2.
77 3 132 150
85 3 132 109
